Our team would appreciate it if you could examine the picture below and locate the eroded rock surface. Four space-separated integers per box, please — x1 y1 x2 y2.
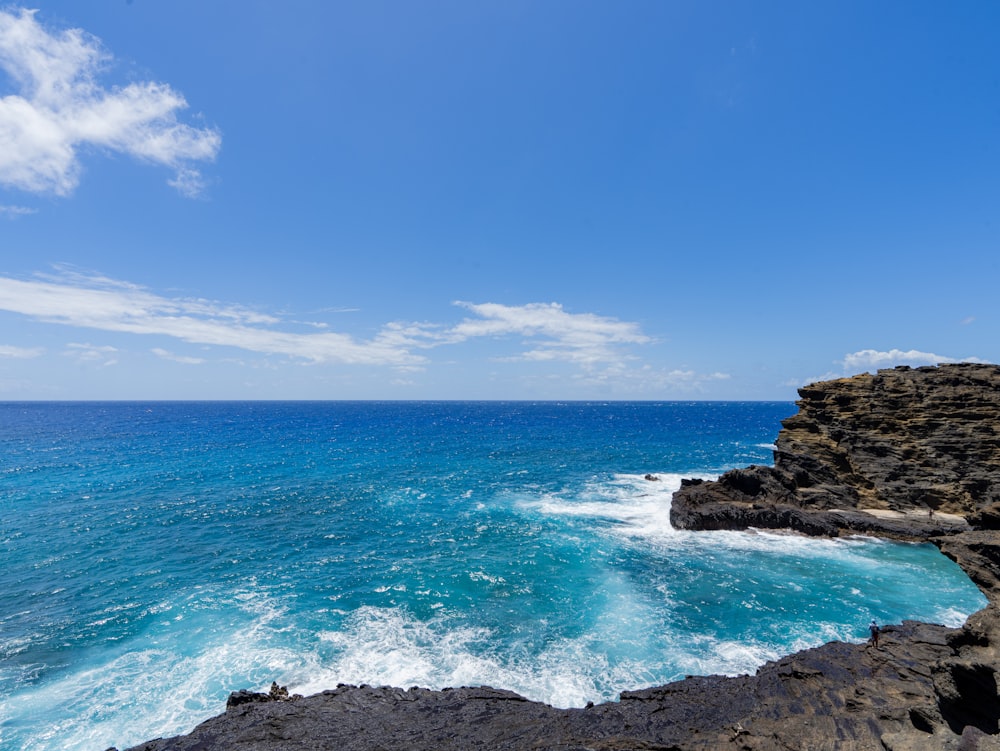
671 363 1000 538
124 364 1000 751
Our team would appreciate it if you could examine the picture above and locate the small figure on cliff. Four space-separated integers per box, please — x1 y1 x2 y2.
269 681 290 700
869 620 880 649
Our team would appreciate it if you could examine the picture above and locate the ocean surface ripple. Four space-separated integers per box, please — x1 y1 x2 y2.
0 401 987 751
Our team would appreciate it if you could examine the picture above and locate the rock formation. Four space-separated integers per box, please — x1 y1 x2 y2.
123 364 1000 751
671 363 1000 539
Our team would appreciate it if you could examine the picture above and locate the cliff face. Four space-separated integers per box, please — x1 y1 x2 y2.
778 364 1000 514
125 364 1000 751
671 363 1000 542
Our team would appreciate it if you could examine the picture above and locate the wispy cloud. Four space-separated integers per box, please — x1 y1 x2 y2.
0 204 36 218
65 342 117 366
0 271 423 366
151 347 204 365
166 168 211 200
449 301 651 366
582 366 730 393
797 348 991 387
0 8 220 197
0 271 655 373
0 343 43 358
840 348 989 373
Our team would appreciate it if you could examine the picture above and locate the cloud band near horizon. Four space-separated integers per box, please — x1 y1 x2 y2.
0 270 653 370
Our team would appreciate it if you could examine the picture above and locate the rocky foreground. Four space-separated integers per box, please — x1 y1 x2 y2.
123 364 1000 751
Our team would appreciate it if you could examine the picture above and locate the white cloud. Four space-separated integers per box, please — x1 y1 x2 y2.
151 347 204 365
529 364 731 396
65 342 117 366
449 301 651 367
644 368 730 390
0 204 36 217
166 167 210 199
840 348 989 373
0 272 424 366
794 349 992 391
0 8 220 197
0 343 42 358
0 271 661 376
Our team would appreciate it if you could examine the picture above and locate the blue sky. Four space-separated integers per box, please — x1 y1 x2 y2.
0 2 996 400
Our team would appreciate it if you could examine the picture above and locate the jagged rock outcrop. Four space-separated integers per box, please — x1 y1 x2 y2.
123 364 1000 751
671 364 1000 538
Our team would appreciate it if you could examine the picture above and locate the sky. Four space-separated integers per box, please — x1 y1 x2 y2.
0 1 997 400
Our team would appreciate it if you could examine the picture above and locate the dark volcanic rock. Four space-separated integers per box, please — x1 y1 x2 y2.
119 624 1000 751
672 364 1000 539
124 364 1000 751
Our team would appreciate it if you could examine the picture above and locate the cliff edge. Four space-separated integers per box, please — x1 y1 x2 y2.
124 364 1000 751
671 363 1000 544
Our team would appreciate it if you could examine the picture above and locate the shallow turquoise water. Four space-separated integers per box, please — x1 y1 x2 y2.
0 402 987 751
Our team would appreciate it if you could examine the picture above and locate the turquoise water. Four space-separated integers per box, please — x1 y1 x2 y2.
0 402 987 751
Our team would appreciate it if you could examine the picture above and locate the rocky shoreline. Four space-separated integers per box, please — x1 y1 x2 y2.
122 364 1000 751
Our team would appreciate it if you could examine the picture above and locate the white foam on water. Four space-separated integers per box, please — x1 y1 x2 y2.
526 472 701 541
515 471 987 675
680 638 781 677
664 619 857 682
523 473 910 568
309 607 495 695
306 604 669 709
521 472 900 561
1 588 313 751
932 606 975 628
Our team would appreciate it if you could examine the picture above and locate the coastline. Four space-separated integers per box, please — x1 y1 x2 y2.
122 364 1000 750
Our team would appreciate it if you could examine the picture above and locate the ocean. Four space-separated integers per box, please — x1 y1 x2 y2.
0 401 987 751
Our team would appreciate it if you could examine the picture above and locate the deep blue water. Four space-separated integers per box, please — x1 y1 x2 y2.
0 402 987 751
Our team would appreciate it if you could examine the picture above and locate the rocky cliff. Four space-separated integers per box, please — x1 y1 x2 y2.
670 363 1000 540
124 364 1000 751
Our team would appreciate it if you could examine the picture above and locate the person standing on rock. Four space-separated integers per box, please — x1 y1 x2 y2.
868 619 880 649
